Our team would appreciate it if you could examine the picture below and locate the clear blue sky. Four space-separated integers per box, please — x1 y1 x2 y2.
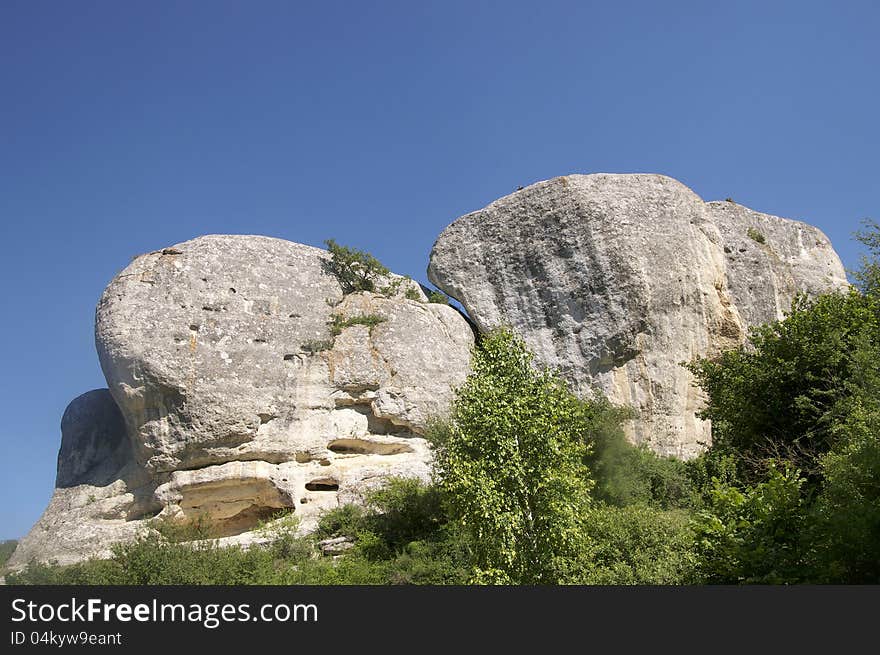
1 1 877 540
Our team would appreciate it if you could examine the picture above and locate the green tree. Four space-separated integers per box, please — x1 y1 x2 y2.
324 239 390 294
433 328 595 584
686 289 880 482
853 219 880 298
807 333 880 582
692 464 809 584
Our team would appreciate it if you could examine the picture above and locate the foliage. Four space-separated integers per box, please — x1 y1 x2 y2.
853 219 880 297
806 339 880 583
584 407 696 509
686 289 880 482
692 465 810 584
328 313 387 336
434 327 596 584
0 539 17 569
746 227 766 244
427 290 449 304
316 478 471 585
150 513 216 542
324 239 390 294
404 287 422 301
578 505 698 584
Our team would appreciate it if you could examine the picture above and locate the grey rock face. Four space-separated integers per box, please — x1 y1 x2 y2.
428 174 848 458
57 389 131 488
10 235 473 569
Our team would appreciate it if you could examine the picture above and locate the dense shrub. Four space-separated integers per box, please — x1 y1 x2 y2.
579 505 698 585
692 465 810 584
686 289 880 483
585 416 696 510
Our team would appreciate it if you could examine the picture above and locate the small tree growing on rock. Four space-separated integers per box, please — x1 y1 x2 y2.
324 239 390 294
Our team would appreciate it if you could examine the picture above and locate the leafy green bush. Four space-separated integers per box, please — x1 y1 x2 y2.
692 465 810 584
324 239 390 294
579 505 698 584
316 478 470 584
686 289 880 483
806 350 880 583
404 287 422 301
853 219 880 297
150 513 216 542
584 408 696 510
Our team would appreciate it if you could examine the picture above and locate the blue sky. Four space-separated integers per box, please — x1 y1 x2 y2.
1 1 877 540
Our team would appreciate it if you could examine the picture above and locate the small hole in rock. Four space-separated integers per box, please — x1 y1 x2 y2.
328 439 413 456
300 498 308 504
319 459 330 466
229 288 236 293
189 324 199 331
305 479 339 492
283 354 297 361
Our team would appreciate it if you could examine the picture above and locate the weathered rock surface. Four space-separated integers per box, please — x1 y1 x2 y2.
9 235 473 569
56 389 132 488
428 174 848 458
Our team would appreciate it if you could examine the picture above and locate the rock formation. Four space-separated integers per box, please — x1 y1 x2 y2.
428 174 848 457
8 235 473 569
10 174 851 569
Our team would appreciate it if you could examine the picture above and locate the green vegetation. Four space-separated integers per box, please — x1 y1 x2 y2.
684 221 880 583
853 219 880 297
433 328 596 584
1 539 17 569
328 313 387 336
151 513 216 542
686 289 879 483
746 227 766 244
324 239 390 294
427 290 449 304
404 287 422 301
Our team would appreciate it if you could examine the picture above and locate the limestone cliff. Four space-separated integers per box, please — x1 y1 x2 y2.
428 174 848 457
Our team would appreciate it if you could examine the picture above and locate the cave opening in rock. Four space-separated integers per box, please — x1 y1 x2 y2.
176 477 293 538
305 478 339 492
327 438 413 456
